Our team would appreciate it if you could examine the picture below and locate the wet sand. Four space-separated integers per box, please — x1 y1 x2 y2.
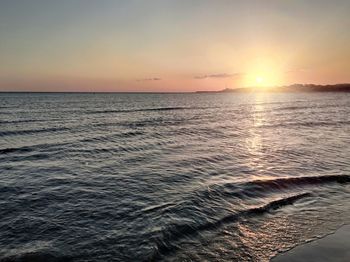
272 225 350 262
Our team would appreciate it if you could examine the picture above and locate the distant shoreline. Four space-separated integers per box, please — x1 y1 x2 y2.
0 84 350 94
196 84 350 93
0 91 193 94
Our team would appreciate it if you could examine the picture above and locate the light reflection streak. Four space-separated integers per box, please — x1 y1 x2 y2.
245 94 271 180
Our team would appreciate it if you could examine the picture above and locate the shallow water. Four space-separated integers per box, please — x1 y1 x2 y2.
0 92 349 261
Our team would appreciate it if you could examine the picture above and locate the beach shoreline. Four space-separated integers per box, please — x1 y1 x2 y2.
271 224 350 262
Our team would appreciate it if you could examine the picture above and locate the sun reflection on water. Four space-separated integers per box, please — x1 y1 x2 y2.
245 94 272 181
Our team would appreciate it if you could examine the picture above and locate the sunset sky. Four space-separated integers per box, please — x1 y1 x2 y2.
1 0 350 92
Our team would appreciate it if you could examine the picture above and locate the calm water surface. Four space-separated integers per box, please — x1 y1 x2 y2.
0 92 349 261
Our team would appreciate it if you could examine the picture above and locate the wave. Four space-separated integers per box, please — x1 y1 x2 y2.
0 131 145 157
0 252 72 262
78 130 144 144
256 120 350 129
149 192 311 260
244 174 350 191
0 141 73 157
5 153 51 162
273 103 349 112
144 174 350 259
0 119 44 125
87 106 213 114
247 192 311 215
201 175 350 204
0 127 69 137
0 146 34 155
141 202 176 214
142 107 194 112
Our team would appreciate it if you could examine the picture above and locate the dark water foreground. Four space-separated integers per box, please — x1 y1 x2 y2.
0 92 349 261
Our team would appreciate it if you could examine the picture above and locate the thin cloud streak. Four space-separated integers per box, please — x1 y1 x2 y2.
136 78 162 82
194 73 244 79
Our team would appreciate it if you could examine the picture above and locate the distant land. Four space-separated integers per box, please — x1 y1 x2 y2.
196 84 350 93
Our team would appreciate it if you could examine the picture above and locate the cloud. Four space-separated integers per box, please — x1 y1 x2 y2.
137 77 162 82
194 73 243 79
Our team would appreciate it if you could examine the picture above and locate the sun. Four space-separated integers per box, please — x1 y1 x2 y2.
256 76 264 84
245 72 274 88
241 58 284 88
244 69 283 88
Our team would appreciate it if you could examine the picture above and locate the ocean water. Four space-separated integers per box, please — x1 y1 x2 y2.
0 92 349 261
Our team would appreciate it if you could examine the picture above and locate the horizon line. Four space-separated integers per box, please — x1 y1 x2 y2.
1 83 350 94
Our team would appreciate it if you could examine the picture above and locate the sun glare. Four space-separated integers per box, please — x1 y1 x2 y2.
256 76 264 84
241 59 284 89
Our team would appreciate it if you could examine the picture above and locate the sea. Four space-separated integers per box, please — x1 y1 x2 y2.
0 92 349 261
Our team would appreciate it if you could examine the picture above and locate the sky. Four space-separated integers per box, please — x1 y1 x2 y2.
1 0 350 92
